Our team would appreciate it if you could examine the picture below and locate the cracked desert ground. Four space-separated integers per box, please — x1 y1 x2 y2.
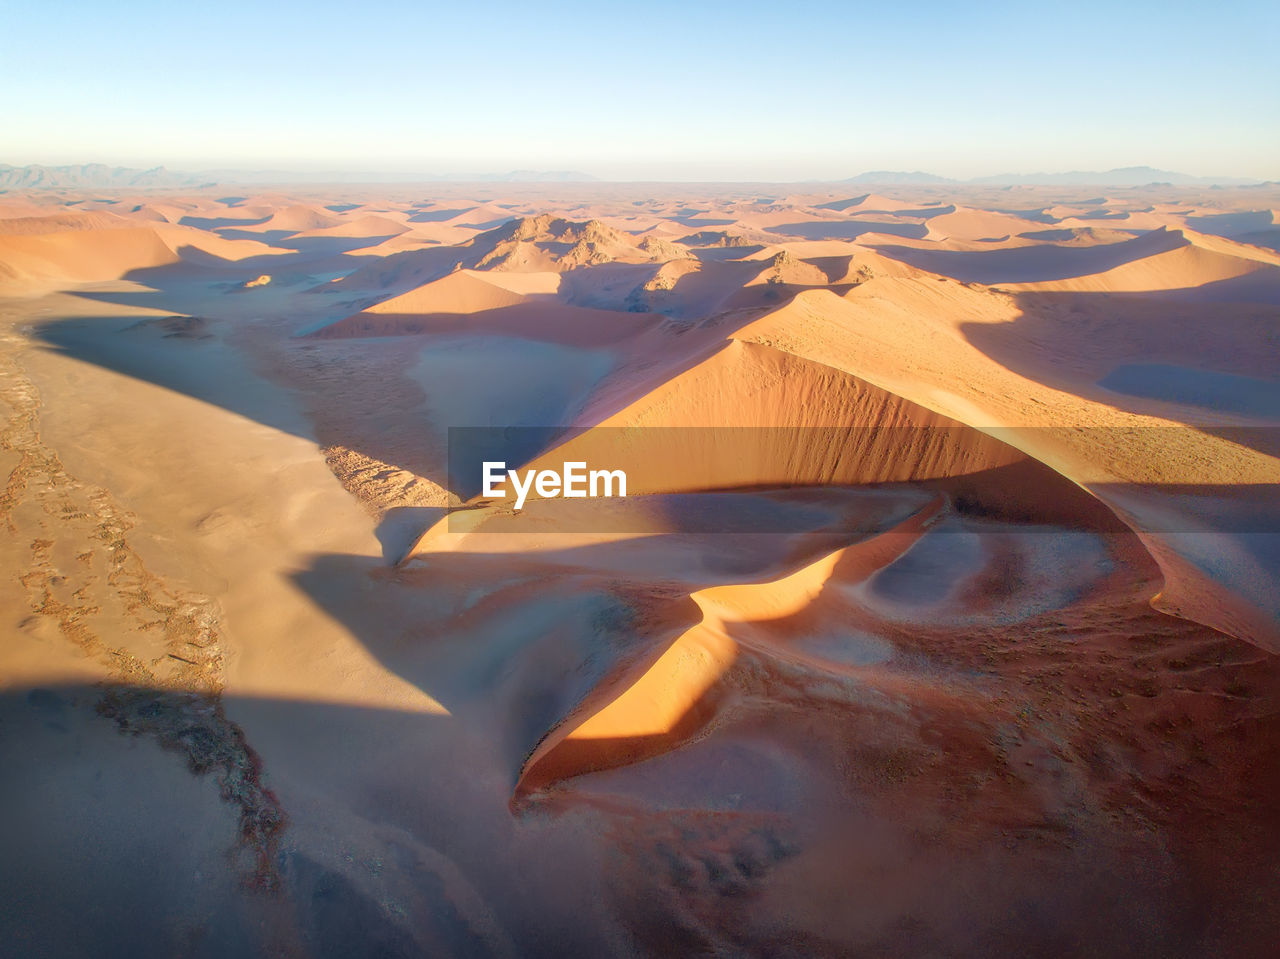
1 183 1278 957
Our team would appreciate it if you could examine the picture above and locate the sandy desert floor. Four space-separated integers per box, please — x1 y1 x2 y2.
1 182 1278 957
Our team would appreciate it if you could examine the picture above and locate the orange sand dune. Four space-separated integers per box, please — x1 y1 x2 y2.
119 203 177 224
2 183 1278 959
867 225 1191 282
0 226 179 289
740 251 830 287
513 498 948 797
430 202 521 227
731 286 1279 646
331 232 442 257
357 269 535 315
0 198 55 219
1014 225 1140 246
150 222 290 264
0 210 137 235
240 203 346 234
289 213 411 240
815 192 932 213
317 245 463 291
505 340 1124 538
923 206 1054 241
1006 236 1280 294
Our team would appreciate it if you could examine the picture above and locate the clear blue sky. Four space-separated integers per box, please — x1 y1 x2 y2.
4 0 1277 179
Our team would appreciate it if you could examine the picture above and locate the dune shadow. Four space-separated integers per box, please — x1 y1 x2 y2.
1186 210 1275 237
211 231 402 257
960 289 1280 457
455 216 517 231
0 681 517 959
178 214 272 231
879 204 956 219
1099 364 1280 419
375 505 453 564
872 228 1183 284
406 208 474 223
672 216 738 228
991 207 1060 224
686 245 766 262
28 282 671 510
31 313 319 440
813 195 870 212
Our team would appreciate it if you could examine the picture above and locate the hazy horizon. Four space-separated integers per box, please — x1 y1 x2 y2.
1 160 1273 187
6 0 1277 181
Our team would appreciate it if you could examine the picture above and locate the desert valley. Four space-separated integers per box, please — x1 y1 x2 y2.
1 180 1278 956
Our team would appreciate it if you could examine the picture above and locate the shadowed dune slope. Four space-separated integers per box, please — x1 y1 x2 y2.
498 340 1122 531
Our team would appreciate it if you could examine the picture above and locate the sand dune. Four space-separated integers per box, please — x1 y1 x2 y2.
0 226 179 288
469 214 658 271
1005 237 1280 294
244 203 346 233
317 245 467 292
358 269 534 314
0 210 137 234
869 225 1191 283
922 206 1054 241
2 182 1278 959
536 340 1029 482
290 213 411 240
151 222 290 264
513 497 956 797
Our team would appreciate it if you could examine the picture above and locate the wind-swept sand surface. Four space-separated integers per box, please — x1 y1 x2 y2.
1 182 1278 957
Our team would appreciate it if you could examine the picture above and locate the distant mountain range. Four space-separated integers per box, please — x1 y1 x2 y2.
197 168 600 184
0 163 598 190
844 166 1264 186
1 162 1266 190
475 170 597 183
842 171 954 185
0 163 210 190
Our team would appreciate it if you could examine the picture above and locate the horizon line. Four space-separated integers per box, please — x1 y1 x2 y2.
2 159 1276 189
